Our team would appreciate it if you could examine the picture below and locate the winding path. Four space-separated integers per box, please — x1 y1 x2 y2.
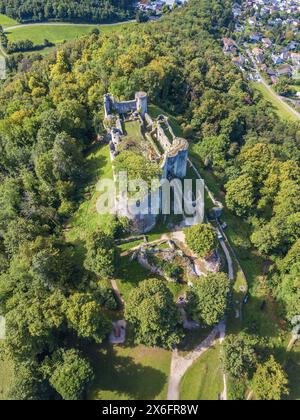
111 159 237 401
167 322 226 400
166 222 233 401
3 20 135 32
111 279 125 307
218 234 234 281
166 233 232 401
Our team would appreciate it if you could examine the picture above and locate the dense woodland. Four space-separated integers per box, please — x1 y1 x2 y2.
0 0 299 400
0 0 134 23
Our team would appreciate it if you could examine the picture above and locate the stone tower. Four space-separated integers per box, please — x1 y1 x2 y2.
135 91 148 117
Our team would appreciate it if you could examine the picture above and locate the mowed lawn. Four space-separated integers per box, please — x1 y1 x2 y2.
5 22 133 45
286 341 300 400
86 343 171 400
0 13 17 28
123 120 144 145
180 344 223 400
66 143 114 246
0 343 14 400
66 139 174 402
116 256 154 302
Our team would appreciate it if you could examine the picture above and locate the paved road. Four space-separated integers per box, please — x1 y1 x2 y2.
218 234 234 281
260 75 300 121
4 20 135 31
246 49 300 121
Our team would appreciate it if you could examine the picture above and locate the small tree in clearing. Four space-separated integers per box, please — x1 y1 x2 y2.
184 224 217 258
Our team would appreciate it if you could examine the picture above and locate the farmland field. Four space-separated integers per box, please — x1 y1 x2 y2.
5 22 134 46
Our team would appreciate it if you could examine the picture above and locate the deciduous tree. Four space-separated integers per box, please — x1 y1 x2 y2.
252 357 289 400
186 273 230 326
125 279 183 349
184 224 217 258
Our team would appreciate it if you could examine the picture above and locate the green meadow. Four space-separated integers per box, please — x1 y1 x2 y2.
0 13 18 28
5 22 133 46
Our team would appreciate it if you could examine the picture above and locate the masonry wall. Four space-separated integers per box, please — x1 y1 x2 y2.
157 125 171 150
114 100 137 115
103 91 189 233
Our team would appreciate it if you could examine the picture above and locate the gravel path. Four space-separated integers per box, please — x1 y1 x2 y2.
4 20 135 31
111 279 125 307
167 322 226 400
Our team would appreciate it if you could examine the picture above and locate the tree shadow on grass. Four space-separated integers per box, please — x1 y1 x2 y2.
284 343 300 400
241 294 283 339
87 345 167 400
86 146 109 182
71 143 111 208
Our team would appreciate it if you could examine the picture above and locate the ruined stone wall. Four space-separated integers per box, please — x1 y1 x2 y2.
160 138 189 179
157 124 171 150
116 192 159 234
144 113 154 126
114 100 137 115
173 149 189 178
103 91 189 233
104 92 148 118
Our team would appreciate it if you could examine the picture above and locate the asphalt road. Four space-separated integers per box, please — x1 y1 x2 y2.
246 48 300 121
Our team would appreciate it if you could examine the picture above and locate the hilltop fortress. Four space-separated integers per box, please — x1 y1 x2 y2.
103 92 189 232
104 91 148 119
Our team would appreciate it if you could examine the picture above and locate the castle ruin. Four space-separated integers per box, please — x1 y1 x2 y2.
103 92 189 233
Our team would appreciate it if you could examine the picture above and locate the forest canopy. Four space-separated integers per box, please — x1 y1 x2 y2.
0 0 135 23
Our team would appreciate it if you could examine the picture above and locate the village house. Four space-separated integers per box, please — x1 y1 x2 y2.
291 52 300 65
261 6 270 15
259 63 268 72
262 38 272 48
235 23 245 32
248 16 257 26
277 64 293 77
249 33 262 42
272 54 284 65
232 3 242 18
252 47 264 64
232 0 300 87
232 55 245 67
270 75 278 84
222 37 237 52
